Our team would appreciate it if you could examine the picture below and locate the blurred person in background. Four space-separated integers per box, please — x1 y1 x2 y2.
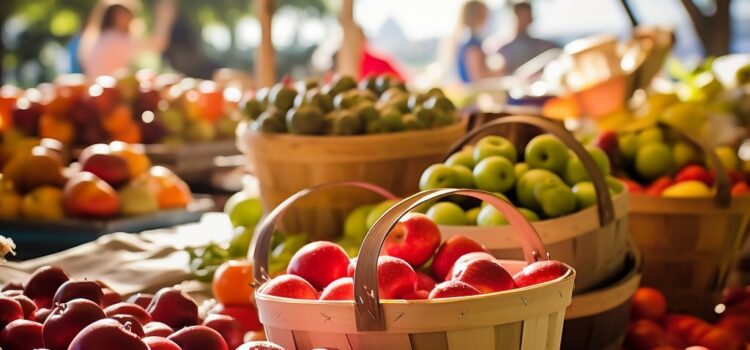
496 1 558 75
78 0 177 78
456 0 504 83
164 15 221 80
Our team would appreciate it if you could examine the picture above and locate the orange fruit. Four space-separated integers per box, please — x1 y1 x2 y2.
631 287 667 321
113 123 142 144
157 179 191 209
212 260 255 306
39 114 74 145
110 141 151 177
103 104 134 133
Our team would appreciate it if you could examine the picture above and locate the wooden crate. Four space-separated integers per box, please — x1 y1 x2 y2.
251 185 576 350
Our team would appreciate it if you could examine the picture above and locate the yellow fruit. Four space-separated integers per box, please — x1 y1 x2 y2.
662 180 712 198
714 146 739 170
660 102 707 136
22 186 65 220
0 190 22 219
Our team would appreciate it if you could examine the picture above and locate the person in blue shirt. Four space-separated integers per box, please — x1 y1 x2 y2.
456 0 504 83
497 2 558 74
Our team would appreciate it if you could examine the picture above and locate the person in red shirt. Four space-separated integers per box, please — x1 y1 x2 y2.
355 27 406 81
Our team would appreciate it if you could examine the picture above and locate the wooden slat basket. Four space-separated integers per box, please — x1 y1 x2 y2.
439 116 629 293
627 126 750 318
236 120 467 240
250 183 576 350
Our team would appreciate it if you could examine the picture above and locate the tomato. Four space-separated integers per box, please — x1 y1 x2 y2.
212 259 255 306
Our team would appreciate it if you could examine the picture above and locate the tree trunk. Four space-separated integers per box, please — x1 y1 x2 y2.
256 0 276 88
680 0 732 56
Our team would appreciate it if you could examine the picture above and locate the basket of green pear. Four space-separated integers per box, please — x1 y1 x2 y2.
606 123 750 318
250 181 575 350
418 115 629 293
235 74 466 240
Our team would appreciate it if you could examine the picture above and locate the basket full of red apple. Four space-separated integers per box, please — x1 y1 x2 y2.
250 182 575 350
417 115 629 293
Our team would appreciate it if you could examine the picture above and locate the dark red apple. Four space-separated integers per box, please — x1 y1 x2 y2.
167 325 229 350
512 260 568 288
431 235 488 281
104 302 151 325
86 76 121 115
619 177 645 194
101 288 122 307
126 293 154 309
377 256 417 299
675 165 714 187
286 241 350 290
595 130 619 164
9 294 36 319
109 314 144 337
52 280 104 305
259 274 319 300
79 144 131 187
11 97 43 136
236 341 285 350
0 296 24 329
451 258 515 293
319 277 354 301
0 319 44 350
402 290 430 300
415 272 437 292
146 288 198 330
212 304 263 333
143 336 182 350
67 318 148 350
23 266 70 309
143 321 174 337
383 213 442 267
203 314 244 349
445 252 495 279
428 280 481 299
625 319 667 350
33 308 52 323
42 299 106 350
646 177 674 197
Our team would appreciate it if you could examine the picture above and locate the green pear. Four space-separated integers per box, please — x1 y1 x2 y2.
343 204 374 240
365 199 400 228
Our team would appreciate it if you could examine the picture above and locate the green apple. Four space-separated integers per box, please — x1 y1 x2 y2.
224 191 264 228
714 146 739 170
472 156 516 193
228 226 254 257
451 165 475 188
534 181 577 218
572 182 597 209
635 142 674 179
118 183 159 216
637 127 664 145
337 238 361 258
480 193 509 208
343 204 374 240
518 208 540 222
673 141 700 169
419 164 458 190
606 176 625 194
365 199 400 228
426 202 468 225
466 207 481 224
524 134 570 175
477 205 508 226
516 169 566 210
661 102 707 135
618 133 638 160
472 135 517 163
514 162 529 179
563 146 612 185
445 151 475 169
269 233 308 274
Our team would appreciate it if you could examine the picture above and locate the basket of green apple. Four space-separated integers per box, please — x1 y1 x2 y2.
418 115 629 294
236 74 467 241
608 123 750 318
250 181 575 350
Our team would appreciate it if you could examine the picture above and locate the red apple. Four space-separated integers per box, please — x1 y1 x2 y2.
287 241 350 290
86 76 121 115
625 319 667 350
68 318 148 350
0 319 44 350
43 299 106 350
696 326 744 350
728 170 746 185
383 213 442 267
346 257 357 277
203 314 244 349
319 277 354 301
52 280 104 306
0 296 23 329
1 282 23 292
429 280 481 299
101 287 122 307
104 302 151 325
79 144 131 187
445 252 495 278
415 271 437 292
451 259 514 293
236 341 285 350
143 321 174 337
259 274 319 300
646 177 674 197
664 314 709 339
63 172 120 219
512 260 568 288
631 287 667 321
377 256 418 299
126 293 154 309
402 290 430 300
595 130 619 164
167 325 229 350
146 287 198 330
211 304 263 333
717 314 750 341
143 336 182 350
8 294 36 320
23 266 70 309
619 177 645 194
731 182 750 196
431 235 488 281
33 308 52 323
109 313 145 337
675 165 714 187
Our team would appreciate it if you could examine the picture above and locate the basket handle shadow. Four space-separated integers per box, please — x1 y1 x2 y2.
444 115 616 227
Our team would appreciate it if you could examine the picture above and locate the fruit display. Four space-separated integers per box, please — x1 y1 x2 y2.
417 133 623 226
0 265 289 350
0 139 193 221
239 74 460 135
624 286 750 350
0 71 240 147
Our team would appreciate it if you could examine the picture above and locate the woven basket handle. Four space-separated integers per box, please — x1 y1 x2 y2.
250 181 398 283
353 189 548 331
445 115 615 227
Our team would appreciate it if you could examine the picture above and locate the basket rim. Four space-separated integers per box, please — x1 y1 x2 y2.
630 192 750 214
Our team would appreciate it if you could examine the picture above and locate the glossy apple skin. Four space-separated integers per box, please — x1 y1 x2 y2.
259 274 319 300
42 299 106 350
23 266 70 309
104 302 152 325
675 165 714 187
67 318 148 350
415 272 437 292
146 288 199 330
512 260 568 288
212 304 263 333
429 280 481 299
0 319 44 350
143 336 182 350
203 314 244 349
451 259 515 293
100 287 122 307
33 307 52 323
431 235 488 281
383 213 442 268
319 277 354 301
8 294 37 319
0 296 24 329
63 172 120 219
143 321 174 337
109 313 145 337
52 280 104 306
286 241 350 290
167 325 229 350
377 256 418 299
81 152 131 188
126 293 153 309
445 252 495 278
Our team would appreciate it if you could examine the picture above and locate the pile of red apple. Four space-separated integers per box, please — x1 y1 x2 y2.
624 286 750 350
258 213 569 301
0 265 288 350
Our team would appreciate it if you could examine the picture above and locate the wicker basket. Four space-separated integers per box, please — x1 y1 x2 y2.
251 183 576 350
628 125 750 318
440 116 629 293
561 243 641 350
237 121 467 240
